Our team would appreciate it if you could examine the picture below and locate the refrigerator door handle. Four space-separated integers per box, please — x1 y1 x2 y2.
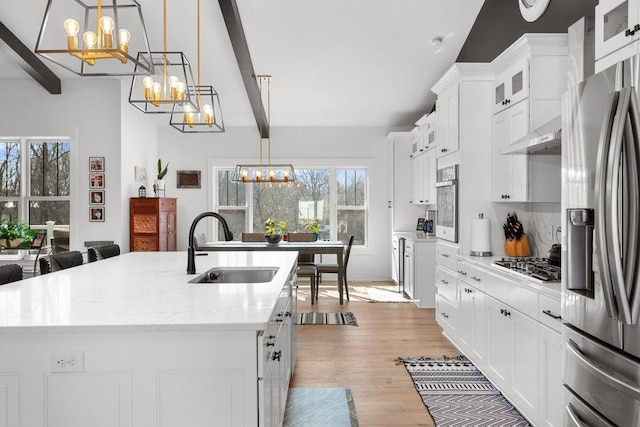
626 88 640 325
565 404 587 427
607 87 633 324
595 91 621 320
567 339 640 401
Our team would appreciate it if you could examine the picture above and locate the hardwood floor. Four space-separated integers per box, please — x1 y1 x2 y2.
290 281 459 426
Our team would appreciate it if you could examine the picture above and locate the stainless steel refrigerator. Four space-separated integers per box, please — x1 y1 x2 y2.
562 55 640 426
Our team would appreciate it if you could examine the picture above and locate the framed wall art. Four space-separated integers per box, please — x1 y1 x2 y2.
89 207 104 222
89 173 105 189
135 165 147 182
89 157 105 172
177 170 201 188
89 190 104 205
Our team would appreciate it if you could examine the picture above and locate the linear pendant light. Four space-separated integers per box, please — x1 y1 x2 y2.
34 0 154 76
128 0 198 114
170 0 225 133
233 75 295 183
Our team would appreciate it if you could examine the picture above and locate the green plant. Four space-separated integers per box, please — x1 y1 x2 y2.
302 218 320 234
157 159 169 180
0 221 35 246
264 218 285 236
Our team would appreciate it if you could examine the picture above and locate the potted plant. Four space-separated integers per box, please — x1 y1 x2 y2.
302 218 320 241
0 221 35 249
264 218 285 244
155 159 169 193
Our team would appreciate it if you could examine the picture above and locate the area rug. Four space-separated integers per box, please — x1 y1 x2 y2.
367 286 414 303
295 312 358 326
284 388 359 426
396 355 530 426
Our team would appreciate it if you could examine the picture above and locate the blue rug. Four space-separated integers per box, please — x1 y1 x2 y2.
396 355 530 426
284 388 359 426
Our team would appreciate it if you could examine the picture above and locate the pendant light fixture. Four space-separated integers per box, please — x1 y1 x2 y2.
34 0 154 76
169 0 224 133
128 0 197 114
233 75 296 183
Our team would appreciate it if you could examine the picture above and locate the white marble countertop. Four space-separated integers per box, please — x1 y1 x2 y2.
457 254 561 297
0 251 298 333
393 231 437 242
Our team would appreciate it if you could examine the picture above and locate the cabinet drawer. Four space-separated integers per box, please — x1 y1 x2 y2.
160 198 177 211
457 260 486 291
436 267 457 301
508 282 539 320
436 294 457 338
436 241 459 272
486 271 510 303
538 294 562 333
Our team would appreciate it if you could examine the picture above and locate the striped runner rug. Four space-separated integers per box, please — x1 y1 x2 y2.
295 312 358 326
396 355 530 426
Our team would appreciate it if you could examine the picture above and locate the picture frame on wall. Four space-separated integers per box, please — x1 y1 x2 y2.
89 190 104 205
176 170 201 188
89 157 105 172
89 207 104 222
134 165 146 182
89 173 105 189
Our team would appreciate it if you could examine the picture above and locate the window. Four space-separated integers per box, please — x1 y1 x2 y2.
0 138 71 234
216 167 368 245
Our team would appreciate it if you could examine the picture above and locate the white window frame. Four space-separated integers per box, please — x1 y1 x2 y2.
0 137 72 232
211 161 371 249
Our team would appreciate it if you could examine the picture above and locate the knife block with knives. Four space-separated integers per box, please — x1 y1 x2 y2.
503 212 530 257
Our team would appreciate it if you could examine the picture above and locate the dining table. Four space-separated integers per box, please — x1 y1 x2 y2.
197 240 347 304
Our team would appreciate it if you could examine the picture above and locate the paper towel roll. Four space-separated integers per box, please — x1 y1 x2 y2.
470 217 492 257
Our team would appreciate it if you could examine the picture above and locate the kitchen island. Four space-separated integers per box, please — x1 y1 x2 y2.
0 251 298 427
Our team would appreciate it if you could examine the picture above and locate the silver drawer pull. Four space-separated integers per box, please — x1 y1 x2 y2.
542 309 561 320
471 276 481 282
458 270 467 275
440 279 449 285
441 253 450 258
441 312 449 318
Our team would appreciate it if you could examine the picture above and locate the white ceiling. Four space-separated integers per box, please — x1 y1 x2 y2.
0 0 485 128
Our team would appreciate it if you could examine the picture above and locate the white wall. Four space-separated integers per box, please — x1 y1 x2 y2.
158 125 395 281
0 78 122 251
119 80 161 252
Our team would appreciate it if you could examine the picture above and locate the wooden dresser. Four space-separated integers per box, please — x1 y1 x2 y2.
129 198 177 251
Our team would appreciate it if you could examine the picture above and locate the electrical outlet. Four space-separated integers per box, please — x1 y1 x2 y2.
50 351 84 372
547 224 554 241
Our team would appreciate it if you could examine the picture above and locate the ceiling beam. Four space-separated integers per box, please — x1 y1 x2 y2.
0 21 61 95
218 0 268 138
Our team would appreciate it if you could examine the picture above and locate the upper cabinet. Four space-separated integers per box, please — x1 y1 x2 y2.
493 58 530 115
434 84 460 158
595 0 640 68
490 34 567 203
413 113 437 155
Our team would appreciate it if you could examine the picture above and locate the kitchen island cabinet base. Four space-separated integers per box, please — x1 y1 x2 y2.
1 329 265 427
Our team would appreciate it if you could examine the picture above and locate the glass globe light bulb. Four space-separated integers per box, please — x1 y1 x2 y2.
152 82 162 101
203 104 213 126
176 81 186 101
83 31 97 49
64 19 80 36
168 76 179 99
142 76 154 100
99 16 115 34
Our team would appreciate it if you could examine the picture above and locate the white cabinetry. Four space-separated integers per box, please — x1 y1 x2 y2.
403 240 415 299
440 260 563 427
490 34 567 203
435 241 460 339
435 84 459 158
457 260 487 369
595 0 640 70
410 147 436 205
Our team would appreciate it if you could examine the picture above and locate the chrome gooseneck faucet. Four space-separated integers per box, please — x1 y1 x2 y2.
187 212 234 274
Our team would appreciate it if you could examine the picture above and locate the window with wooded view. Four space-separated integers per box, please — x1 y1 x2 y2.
216 167 367 245
0 138 71 233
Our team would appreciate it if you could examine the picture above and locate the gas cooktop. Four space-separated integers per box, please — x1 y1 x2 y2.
491 257 561 283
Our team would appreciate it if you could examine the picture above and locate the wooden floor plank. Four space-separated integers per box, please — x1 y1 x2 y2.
290 282 459 426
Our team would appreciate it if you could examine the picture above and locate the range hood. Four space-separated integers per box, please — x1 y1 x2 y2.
501 116 561 155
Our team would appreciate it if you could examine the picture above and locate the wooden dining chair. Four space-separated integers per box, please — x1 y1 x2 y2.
315 235 355 302
288 233 318 303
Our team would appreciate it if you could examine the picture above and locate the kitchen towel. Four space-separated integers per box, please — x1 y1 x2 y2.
470 217 492 256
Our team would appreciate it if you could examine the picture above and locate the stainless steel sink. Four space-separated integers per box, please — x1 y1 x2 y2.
189 266 279 284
